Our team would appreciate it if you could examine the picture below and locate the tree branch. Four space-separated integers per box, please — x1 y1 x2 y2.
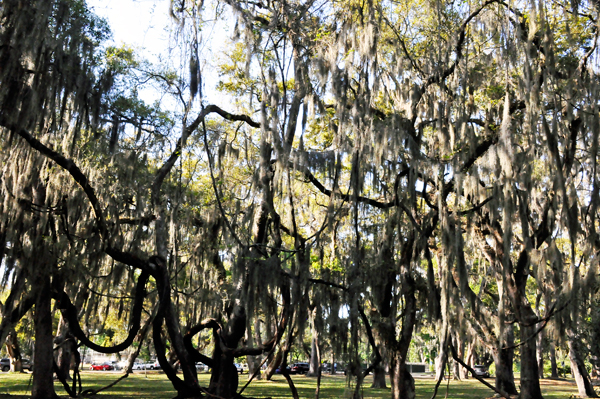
449 342 511 399
53 272 149 354
151 104 260 205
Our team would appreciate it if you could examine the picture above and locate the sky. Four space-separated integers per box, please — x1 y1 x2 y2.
88 0 170 60
87 0 235 106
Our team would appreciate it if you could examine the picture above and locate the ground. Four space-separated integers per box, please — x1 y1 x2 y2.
0 371 583 398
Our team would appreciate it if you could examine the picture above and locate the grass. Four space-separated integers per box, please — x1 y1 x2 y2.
0 371 582 398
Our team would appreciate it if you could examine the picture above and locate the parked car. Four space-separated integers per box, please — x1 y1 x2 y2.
144 360 161 370
275 365 290 374
1 358 32 372
109 361 122 371
89 363 114 371
472 365 490 378
290 362 310 374
21 358 32 371
132 362 144 370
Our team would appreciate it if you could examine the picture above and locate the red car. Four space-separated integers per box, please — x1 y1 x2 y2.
89 363 114 371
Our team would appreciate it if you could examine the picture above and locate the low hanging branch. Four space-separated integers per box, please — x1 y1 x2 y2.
80 373 129 397
183 319 221 367
449 342 512 399
52 271 149 353
52 343 84 398
53 360 77 398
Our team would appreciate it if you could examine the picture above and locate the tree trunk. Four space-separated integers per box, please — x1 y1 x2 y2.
208 352 239 399
389 252 417 399
54 316 75 380
5 329 23 372
453 333 464 380
536 327 544 379
434 337 447 381
32 268 58 399
246 317 262 380
307 335 319 376
371 362 387 388
518 324 543 399
493 326 518 395
493 347 518 395
330 353 336 375
568 336 598 398
463 342 474 380
390 350 415 399
551 347 559 379
264 348 282 380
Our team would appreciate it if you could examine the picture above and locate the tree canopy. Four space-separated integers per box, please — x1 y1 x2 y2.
1 0 600 398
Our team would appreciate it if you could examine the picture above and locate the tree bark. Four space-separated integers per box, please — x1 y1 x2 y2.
435 333 447 381
5 329 23 372
518 324 543 399
568 336 598 397
389 253 417 399
549 344 558 378
390 350 415 399
54 316 75 380
306 305 321 377
493 326 518 396
264 348 282 381
32 267 58 399
536 327 544 379
463 342 474 379
453 333 465 380
371 362 387 388
307 327 319 376
246 317 263 380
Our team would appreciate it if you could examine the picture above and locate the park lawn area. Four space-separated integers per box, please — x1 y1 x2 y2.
0 371 581 399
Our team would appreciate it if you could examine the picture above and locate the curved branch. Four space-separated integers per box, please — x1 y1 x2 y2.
53 272 149 354
152 311 188 393
183 319 221 368
4 122 108 238
233 336 276 357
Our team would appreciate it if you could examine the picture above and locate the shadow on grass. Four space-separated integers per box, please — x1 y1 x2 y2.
0 371 581 398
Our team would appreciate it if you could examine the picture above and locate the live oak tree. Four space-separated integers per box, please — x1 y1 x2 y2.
2 1 600 399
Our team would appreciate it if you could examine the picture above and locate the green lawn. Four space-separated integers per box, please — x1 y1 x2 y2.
0 371 582 398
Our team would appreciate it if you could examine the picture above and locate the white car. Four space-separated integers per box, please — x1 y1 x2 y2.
132 362 144 370
146 360 161 370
